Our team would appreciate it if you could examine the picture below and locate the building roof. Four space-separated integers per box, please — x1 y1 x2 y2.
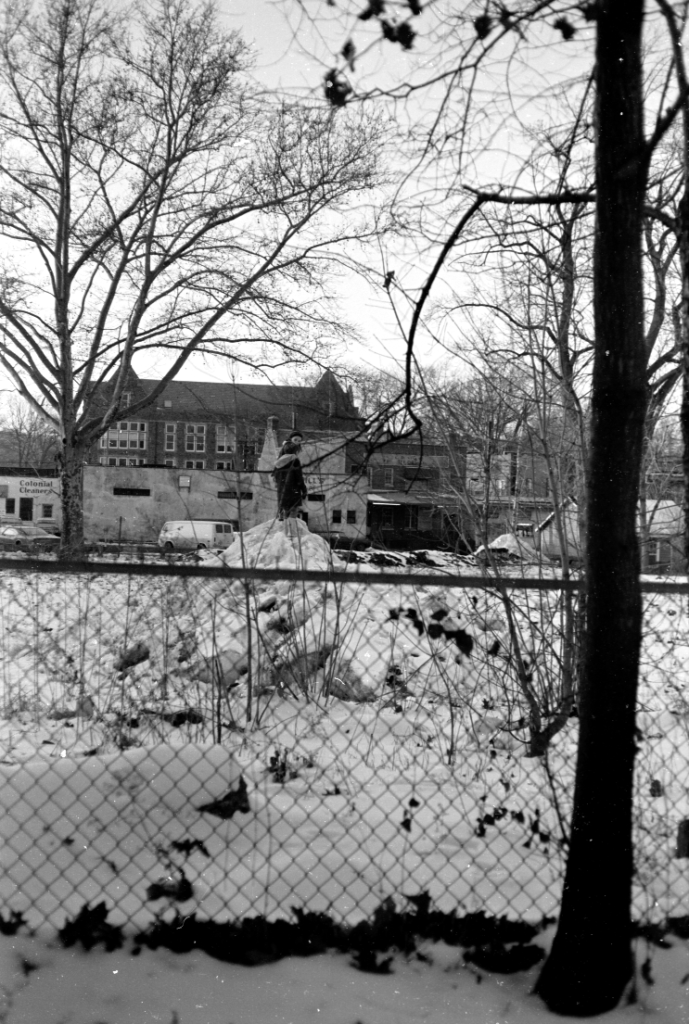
367 491 463 507
367 491 434 506
91 370 363 435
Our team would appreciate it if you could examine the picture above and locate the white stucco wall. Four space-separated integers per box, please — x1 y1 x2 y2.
82 465 367 543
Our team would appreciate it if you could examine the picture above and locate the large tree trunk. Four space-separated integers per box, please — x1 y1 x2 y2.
60 438 86 558
535 1 647 1015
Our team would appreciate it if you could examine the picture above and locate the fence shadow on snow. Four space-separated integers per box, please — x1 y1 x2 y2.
0 540 687 934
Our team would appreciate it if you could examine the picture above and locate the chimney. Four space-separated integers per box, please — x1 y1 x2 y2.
257 416 279 472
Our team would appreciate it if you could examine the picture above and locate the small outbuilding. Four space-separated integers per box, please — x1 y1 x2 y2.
534 498 582 563
640 499 685 573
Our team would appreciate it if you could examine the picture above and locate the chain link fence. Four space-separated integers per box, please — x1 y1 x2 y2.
0 542 687 934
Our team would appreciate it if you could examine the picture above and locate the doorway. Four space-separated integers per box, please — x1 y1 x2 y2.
19 497 33 521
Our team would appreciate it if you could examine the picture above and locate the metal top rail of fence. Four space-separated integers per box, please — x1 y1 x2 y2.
0 553 688 934
1 554 688 593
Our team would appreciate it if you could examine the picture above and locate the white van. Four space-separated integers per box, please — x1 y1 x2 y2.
158 520 236 551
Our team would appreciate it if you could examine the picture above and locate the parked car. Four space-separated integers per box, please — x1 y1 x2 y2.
35 519 61 536
0 516 22 528
0 525 60 551
157 520 237 552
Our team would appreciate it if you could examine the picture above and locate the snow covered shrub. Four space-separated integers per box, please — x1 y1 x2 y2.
267 746 315 783
472 570 581 757
2 542 689 935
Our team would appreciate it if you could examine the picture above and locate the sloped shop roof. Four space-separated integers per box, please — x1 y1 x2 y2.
367 492 438 506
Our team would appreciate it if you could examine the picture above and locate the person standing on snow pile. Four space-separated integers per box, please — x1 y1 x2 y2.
272 432 307 520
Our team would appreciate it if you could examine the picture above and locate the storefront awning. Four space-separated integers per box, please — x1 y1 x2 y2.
367 492 435 506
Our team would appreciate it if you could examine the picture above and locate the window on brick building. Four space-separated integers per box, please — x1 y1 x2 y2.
216 424 233 453
185 424 206 452
100 422 147 450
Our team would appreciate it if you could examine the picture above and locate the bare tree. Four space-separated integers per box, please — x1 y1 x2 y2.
455 118 684 550
0 393 58 468
535 2 648 1010
282 0 681 1013
0 0 380 554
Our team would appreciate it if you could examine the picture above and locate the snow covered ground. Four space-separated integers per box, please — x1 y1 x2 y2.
1 519 688 1020
2 924 689 1024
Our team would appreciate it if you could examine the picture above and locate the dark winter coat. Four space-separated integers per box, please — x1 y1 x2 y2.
272 449 307 515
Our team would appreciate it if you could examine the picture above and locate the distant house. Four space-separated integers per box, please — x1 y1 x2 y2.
354 434 467 549
458 433 560 544
531 497 686 572
641 499 685 572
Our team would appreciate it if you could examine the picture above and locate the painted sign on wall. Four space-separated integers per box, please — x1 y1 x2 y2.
19 478 59 495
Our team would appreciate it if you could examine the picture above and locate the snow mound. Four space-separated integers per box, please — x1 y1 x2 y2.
475 533 538 561
203 518 338 572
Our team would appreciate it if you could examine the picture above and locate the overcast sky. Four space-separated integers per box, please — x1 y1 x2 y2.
138 0 415 387
0 2 599 398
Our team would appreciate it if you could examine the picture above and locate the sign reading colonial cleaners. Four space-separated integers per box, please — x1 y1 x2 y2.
0 474 61 528
19 478 58 495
